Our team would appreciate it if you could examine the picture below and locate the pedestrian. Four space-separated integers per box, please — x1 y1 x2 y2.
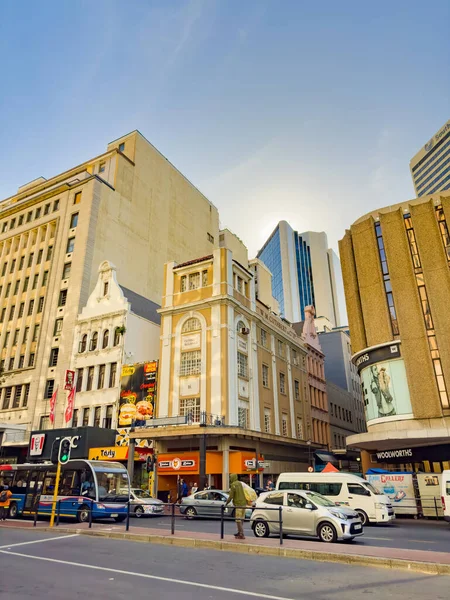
176 478 183 503
0 485 13 521
225 474 247 540
265 478 274 491
191 482 198 494
181 479 189 499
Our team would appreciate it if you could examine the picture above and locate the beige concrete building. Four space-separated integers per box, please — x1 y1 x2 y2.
410 119 450 197
0 131 219 462
131 246 319 497
340 191 450 473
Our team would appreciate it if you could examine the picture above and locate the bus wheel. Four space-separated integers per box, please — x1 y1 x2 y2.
77 505 90 523
8 502 18 519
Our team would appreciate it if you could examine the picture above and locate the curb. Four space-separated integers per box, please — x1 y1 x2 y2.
6 524 450 575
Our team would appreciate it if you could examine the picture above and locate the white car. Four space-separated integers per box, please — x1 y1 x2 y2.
129 488 164 517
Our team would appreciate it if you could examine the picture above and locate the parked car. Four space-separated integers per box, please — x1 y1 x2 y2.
180 489 252 519
129 488 164 517
251 489 364 543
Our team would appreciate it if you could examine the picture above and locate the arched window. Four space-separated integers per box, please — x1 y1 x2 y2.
236 320 246 333
79 334 87 353
114 327 121 346
182 317 201 333
102 329 109 349
90 331 98 351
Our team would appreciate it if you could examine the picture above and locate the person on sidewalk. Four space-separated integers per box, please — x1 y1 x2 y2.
225 474 247 540
0 485 12 521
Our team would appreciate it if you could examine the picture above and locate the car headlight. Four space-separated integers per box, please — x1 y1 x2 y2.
375 503 385 509
330 510 347 520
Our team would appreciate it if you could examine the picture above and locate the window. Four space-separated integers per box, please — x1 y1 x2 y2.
2 387 12 409
278 481 343 496
202 270 208 287
94 406 101 428
76 368 84 392
33 324 39 341
12 385 22 409
114 328 121 346
90 332 98 351
13 329 19 345
40 415 50 430
47 246 53 261
279 372 286 394
10 259 16 273
18 355 24 369
3 331 10 347
28 253 34 267
282 414 288 436
236 276 243 293
98 364 106 388
9 305 15 320
62 263 71 279
28 353 35 367
23 383 30 407
42 270 49 287
262 364 269 387
44 203 50 215
180 350 201 376
82 408 90 427
238 406 249 428
180 275 187 292
103 405 114 429
1 263 6 277
86 367 94 391
14 280 20 295
32 274 39 289
374 222 399 336
260 328 267 347
109 362 117 387
103 281 109 296
54 318 63 336
58 290 67 306
102 330 109 348
38 297 44 313
0 308 5 323
237 352 248 378
118 142 125 152
27 299 34 316
26 211 32 222
37 249 43 264
49 348 59 367
188 272 200 290
296 418 303 439
264 409 271 433
23 277 29 291
35 207 41 219
207 232 214 243
79 334 87 353
347 484 370 497
180 397 201 422
74 192 82 204
45 379 55 399
19 255 24 270
278 340 284 357
70 213 79 228
1 222 6 233
182 318 201 333
294 379 300 400
72 409 79 427
264 492 284 506
10 218 16 229
99 162 106 173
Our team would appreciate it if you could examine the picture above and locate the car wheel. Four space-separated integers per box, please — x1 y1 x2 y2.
253 520 270 538
318 522 338 543
77 505 90 523
114 515 126 523
135 506 144 518
356 510 368 526
8 502 18 519
185 507 197 519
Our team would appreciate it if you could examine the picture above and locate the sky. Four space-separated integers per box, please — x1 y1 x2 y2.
0 0 449 261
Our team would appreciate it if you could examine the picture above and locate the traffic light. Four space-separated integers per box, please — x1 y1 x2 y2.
58 438 71 464
146 455 154 473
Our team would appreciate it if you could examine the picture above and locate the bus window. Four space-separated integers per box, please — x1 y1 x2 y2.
42 472 57 495
12 470 30 494
80 470 95 499
59 470 80 496
0 472 14 490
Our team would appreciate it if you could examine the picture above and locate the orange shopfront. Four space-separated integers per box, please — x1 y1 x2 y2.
157 451 264 501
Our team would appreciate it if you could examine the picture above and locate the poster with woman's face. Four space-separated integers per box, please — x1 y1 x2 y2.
360 359 413 423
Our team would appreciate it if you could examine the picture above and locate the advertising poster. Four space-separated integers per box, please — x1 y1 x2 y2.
118 361 158 427
360 358 413 424
367 473 417 515
417 473 443 517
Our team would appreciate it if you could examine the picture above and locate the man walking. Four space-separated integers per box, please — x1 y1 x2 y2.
225 474 247 540
0 485 12 521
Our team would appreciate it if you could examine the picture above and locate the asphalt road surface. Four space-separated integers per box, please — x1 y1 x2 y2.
0 529 448 600
132 514 450 553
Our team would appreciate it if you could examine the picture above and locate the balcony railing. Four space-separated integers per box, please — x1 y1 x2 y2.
134 412 228 429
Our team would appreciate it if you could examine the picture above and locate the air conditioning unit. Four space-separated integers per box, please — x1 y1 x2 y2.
241 327 250 335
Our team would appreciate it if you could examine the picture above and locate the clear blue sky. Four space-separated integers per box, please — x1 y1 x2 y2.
0 0 449 258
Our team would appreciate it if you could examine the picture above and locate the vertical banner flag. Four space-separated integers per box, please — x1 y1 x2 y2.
49 387 59 425
64 370 75 391
65 386 75 424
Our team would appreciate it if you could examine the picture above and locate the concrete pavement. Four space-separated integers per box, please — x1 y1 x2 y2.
0 529 449 600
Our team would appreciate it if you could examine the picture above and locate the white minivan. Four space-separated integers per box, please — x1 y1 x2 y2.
441 470 450 523
276 472 395 525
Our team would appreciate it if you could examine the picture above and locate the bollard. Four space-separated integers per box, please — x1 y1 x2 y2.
126 501 130 532
89 500 93 529
171 503 175 535
56 500 61 526
220 504 225 540
434 496 438 518
278 506 283 545
33 503 38 527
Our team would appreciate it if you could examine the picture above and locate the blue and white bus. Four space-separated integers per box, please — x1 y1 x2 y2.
0 460 130 523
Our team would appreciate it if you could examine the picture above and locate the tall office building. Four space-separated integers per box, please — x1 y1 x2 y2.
410 119 450 197
257 221 343 326
0 130 219 462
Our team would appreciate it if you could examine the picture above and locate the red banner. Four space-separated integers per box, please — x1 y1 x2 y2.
64 370 75 391
49 387 58 425
65 386 75 424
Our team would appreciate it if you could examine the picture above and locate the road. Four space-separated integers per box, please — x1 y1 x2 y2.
0 528 448 600
130 514 450 553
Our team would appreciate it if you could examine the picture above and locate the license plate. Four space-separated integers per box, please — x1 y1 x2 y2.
354 524 362 530
110 513 118 517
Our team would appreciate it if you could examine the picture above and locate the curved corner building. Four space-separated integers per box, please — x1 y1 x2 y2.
339 191 450 473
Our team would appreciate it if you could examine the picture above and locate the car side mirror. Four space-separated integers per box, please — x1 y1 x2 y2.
305 503 315 510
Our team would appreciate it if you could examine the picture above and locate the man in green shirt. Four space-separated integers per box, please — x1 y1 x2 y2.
225 474 247 539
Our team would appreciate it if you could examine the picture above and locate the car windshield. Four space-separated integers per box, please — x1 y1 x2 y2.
304 491 336 507
363 482 383 495
133 489 151 499
95 470 130 502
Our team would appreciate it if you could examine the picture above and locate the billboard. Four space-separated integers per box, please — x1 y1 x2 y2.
367 473 417 516
118 361 158 428
360 358 412 424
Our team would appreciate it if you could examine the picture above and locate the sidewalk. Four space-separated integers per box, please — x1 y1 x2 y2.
2 519 450 575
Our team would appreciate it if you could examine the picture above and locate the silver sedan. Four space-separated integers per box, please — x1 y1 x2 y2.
129 488 165 518
180 490 251 519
